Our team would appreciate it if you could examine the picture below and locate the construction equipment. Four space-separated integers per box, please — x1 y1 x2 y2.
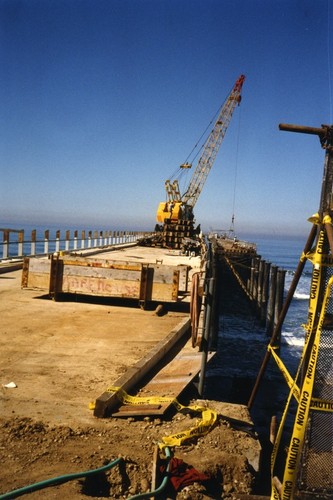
156 74 245 250
249 123 333 499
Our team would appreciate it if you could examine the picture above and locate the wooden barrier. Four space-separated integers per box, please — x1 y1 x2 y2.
22 254 190 306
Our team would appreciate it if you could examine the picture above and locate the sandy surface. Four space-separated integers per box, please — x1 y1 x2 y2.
0 269 261 499
0 270 186 426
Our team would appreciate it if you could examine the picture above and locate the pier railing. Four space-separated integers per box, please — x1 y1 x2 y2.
0 228 153 261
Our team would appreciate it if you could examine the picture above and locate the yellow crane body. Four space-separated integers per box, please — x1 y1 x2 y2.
156 201 183 223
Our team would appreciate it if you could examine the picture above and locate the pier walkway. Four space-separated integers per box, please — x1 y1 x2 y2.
0 241 262 499
0 268 189 427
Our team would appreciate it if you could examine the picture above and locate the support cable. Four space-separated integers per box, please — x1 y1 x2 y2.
230 105 242 232
327 0 332 123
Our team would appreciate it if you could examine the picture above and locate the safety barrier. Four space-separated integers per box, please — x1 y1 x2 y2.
0 227 154 261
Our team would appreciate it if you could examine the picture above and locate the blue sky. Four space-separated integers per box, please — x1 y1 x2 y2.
1 0 332 237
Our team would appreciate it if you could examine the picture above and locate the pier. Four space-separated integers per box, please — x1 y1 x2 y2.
0 228 264 499
210 233 286 343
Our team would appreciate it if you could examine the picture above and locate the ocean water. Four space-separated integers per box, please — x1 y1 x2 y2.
254 234 312 354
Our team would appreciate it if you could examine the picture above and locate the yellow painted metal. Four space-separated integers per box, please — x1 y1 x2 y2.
156 201 183 223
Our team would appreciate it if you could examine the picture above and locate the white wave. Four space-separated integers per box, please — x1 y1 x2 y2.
293 292 310 300
282 335 305 347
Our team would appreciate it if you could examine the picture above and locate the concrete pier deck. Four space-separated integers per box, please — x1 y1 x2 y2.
0 268 191 427
0 247 262 499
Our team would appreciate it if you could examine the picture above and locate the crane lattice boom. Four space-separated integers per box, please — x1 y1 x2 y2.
183 74 245 208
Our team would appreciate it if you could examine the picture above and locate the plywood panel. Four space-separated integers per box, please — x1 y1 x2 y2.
22 258 51 290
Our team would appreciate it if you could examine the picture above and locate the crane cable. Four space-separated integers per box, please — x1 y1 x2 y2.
230 103 242 233
183 93 230 166
166 79 241 201
328 0 332 123
167 88 232 188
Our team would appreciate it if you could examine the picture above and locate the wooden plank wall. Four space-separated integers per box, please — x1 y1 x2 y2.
22 255 190 304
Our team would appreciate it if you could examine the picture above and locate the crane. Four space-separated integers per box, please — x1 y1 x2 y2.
156 74 245 250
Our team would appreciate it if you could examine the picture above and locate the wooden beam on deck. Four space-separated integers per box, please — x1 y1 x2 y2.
94 317 191 418
111 343 215 417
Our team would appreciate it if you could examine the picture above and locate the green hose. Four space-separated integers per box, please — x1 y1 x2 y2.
128 446 172 500
0 457 123 499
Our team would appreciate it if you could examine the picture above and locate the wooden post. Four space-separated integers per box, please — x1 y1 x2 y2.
93 231 98 247
18 230 24 257
252 257 260 302
74 230 78 250
273 269 286 349
99 231 103 247
257 259 265 314
88 231 92 248
267 265 277 337
249 256 256 297
44 230 49 254
81 230 85 249
260 261 271 325
31 229 36 256
2 230 9 259
65 230 70 252
55 230 60 253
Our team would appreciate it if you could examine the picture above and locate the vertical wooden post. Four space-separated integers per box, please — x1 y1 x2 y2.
18 230 24 257
99 231 103 246
93 231 98 247
74 230 78 250
31 230 36 256
249 256 256 297
267 265 277 337
65 230 70 251
3 230 9 259
55 230 60 253
88 231 92 248
257 259 265 314
44 230 49 254
273 269 286 349
260 261 271 325
81 230 86 249
252 257 260 302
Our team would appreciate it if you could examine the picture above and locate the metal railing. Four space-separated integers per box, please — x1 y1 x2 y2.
0 228 152 261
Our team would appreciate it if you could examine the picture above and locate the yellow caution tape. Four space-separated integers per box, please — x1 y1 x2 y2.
269 230 331 499
269 346 333 414
280 275 333 499
90 385 217 449
160 407 217 448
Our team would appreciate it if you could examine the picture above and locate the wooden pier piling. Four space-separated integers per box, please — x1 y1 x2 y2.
266 265 277 337
210 235 286 342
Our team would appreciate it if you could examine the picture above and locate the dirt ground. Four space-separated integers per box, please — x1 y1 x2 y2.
0 269 261 499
